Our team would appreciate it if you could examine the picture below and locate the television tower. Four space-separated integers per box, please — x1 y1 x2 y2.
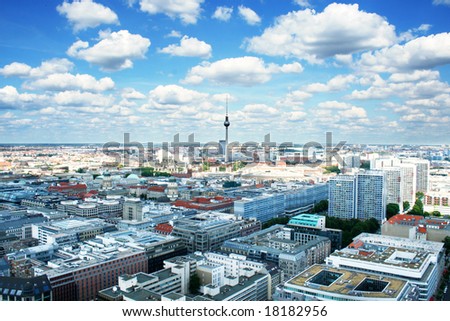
224 96 230 162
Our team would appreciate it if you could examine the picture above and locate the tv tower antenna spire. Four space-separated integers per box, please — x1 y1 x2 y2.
224 95 230 162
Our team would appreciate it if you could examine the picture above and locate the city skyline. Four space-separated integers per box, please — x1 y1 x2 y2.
1 0 450 144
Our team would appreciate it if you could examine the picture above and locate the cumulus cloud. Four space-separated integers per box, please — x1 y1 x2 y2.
53 90 114 107
166 30 182 38
303 74 357 93
159 36 212 58
121 88 146 100
358 33 450 72
238 5 261 25
147 84 208 107
0 86 47 109
182 56 303 86
57 0 119 32
67 30 150 71
138 0 204 24
24 73 114 92
245 3 396 63
212 6 233 21
0 59 74 78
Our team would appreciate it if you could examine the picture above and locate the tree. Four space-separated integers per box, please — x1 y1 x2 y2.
416 191 425 199
403 201 410 212
386 203 400 220
443 236 450 256
359 161 370 170
189 274 201 294
310 200 328 214
431 210 441 217
324 165 341 174
409 198 424 216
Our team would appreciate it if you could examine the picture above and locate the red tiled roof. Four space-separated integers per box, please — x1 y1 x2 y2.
155 223 173 234
148 186 166 192
349 240 364 249
387 214 424 225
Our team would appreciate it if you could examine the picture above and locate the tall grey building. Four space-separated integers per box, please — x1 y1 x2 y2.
356 170 386 221
122 198 143 221
328 175 357 220
328 170 386 221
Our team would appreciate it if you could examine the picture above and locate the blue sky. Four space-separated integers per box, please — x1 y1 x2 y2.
1 0 450 144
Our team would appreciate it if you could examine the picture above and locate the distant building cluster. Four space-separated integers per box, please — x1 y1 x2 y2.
0 144 449 301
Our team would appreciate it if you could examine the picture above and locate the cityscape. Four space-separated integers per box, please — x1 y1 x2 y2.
1 0 450 304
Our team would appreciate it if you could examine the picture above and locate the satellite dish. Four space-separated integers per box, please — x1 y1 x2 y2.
112 286 118 292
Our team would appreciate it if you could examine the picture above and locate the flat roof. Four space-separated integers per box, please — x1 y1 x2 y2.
287 264 408 299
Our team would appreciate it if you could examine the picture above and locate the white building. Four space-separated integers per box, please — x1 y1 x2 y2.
325 233 445 300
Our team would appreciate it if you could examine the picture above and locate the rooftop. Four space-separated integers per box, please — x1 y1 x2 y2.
287 264 408 299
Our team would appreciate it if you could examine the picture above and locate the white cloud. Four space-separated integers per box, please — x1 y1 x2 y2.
359 33 450 72
121 88 146 100
285 110 307 121
349 77 450 100
183 56 303 86
212 6 233 21
294 0 311 8
245 3 396 63
433 0 450 6
0 111 15 119
147 84 208 107
0 59 74 78
67 30 150 71
166 30 182 38
0 86 47 109
159 36 212 58
388 70 439 83
24 73 114 92
399 24 432 42
303 74 356 93
138 0 204 24
53 90 114 107
57 0 119 32
9 119 33 126
238 5 261 25
0 62 32 77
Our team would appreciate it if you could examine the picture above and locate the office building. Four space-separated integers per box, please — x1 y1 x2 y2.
328 171 386 221
328 175 357 220
287 214 342 251
274 264 419 301
234 194 285 223
325 233 445 300
171 212 261 253
96 230 187 273
32 239 148 301
221 225 331 280
402 158 430 193
31 218 116 245
382 214 450 242
356 171 386 221
122 198 143 221
0 275 52 301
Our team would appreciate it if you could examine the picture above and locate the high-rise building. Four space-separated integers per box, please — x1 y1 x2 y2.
371 158 416 207
402 158 430 193
328 175 357 220
328 170 386 221
356 171 386 221
383 167 402 206
122 198 143 221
